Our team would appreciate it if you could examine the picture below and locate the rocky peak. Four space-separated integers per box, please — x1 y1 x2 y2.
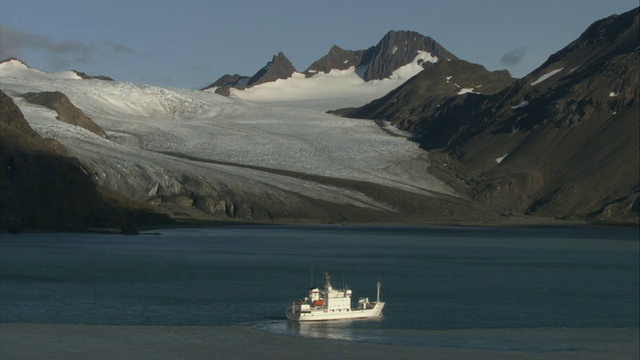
71 70 114 81
304 45 365 75
22 91 107 138
247 52 297 86
206 30 459 95
201 74 250 95
361 30 458 81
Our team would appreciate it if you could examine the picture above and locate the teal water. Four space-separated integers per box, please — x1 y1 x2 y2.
1 225 638 335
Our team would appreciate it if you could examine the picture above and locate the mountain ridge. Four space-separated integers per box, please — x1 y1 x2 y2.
203 30 456 95
339 7 640 223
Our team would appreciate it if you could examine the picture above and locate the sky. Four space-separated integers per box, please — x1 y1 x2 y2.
1 0 638 89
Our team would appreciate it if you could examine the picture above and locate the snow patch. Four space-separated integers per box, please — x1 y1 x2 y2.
609 92 618 97
389 51 437 80
457 88 476 95
496 153 508 164
531 68 564 86
511 100 529 109
457 86 482 95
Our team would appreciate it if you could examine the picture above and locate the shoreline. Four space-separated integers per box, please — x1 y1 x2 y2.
2 218 638 236
1 323 637 360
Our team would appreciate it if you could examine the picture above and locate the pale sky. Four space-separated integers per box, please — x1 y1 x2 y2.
1 0 637 89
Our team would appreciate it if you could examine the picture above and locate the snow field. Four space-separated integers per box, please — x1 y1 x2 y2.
531 68 564 86
225 51 437 111
1 60 458 210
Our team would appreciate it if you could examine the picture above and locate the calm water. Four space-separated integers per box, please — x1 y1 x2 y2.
1 225 638 342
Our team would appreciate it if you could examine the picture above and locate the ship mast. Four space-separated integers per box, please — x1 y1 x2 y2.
376 281 381 303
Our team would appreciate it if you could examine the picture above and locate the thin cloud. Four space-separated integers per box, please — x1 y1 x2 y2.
0 25 136 69
500 46 527 65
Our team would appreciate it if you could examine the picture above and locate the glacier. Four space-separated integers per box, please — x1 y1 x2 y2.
1 59 457 221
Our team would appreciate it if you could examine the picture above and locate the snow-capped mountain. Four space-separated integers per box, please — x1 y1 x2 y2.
203 30 456 111
340 7 640 223
2 56 498 230
3 9 637 231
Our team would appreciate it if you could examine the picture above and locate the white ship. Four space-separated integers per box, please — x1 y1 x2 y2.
285 272 385 321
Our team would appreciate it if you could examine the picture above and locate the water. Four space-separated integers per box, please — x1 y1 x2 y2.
1 225 638 345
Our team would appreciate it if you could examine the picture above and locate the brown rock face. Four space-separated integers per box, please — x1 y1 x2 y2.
22 91 107 138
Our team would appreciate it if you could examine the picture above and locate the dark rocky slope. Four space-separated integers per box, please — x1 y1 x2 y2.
0 90 170 232
331 58 515 126
342 7 640 223
247 52 297 86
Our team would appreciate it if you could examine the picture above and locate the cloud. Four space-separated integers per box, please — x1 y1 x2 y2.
500 46 527 66
0 25 135 69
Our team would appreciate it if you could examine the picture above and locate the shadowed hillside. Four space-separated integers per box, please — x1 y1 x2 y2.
0 90 171 232
340 8 639 223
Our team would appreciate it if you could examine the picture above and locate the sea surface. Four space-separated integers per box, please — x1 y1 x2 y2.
1 225 638 348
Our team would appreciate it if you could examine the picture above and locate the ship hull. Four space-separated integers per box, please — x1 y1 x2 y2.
287 302 384 322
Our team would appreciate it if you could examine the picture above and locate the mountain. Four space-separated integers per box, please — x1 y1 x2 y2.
203 52 296 95
247 52 297 86
355 30 457 81
340 7 640 223
201 31 464 112
3 10 637 230
303 44 365 75
202 31 458 110
331 58 515 123
304 30 457 81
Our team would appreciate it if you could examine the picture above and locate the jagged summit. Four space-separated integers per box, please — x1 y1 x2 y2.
204 30 456 97
304 45 364 75
305 30 456 81
361 30 458 81
203 52 296 94
247 52 297 86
